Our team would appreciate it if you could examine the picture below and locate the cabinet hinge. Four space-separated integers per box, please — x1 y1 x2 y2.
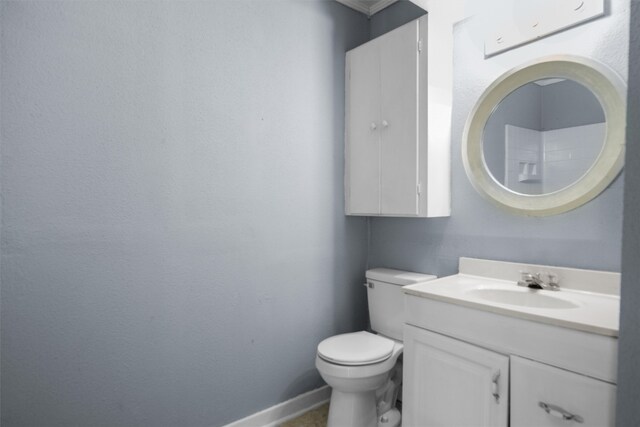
418 39 423 53
417 183 422 195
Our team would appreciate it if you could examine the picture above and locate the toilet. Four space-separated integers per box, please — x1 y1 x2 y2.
315 268 436 427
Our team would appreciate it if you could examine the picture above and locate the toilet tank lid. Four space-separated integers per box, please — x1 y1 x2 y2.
366 268 436 286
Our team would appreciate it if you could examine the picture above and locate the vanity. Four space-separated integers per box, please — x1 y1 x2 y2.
393 53 627 427
401 257 619 427
396 55 627 425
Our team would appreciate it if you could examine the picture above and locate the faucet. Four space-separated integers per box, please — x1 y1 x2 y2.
517 271 559 291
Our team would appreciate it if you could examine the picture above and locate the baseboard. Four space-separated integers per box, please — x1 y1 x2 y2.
223 385 331 427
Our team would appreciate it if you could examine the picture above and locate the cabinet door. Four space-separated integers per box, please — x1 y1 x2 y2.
403 325 509 427
511 356 616 427
379 21 420 215
345 40 380 215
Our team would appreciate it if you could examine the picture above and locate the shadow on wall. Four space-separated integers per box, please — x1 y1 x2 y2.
328 0 372 358
274 0 371 406
369 1 427 39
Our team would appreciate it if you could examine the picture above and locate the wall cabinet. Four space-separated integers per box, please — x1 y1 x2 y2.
403 324 617 427
344 16 450 217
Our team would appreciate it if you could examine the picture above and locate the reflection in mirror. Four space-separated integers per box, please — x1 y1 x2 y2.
482 79 605 195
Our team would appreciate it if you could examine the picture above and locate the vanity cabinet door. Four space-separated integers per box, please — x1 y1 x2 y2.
403 325 509 427
511 356 616 427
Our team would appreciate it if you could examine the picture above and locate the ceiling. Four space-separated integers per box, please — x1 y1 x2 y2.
335 0 400 17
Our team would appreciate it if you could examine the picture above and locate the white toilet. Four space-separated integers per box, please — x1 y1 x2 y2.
315 268 436 427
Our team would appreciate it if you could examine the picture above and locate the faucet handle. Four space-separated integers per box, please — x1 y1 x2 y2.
518 271 536 288
543 272 559 287
520 271 542 282
520 271 533 281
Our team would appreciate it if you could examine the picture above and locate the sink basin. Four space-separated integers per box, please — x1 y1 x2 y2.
465 288 580 309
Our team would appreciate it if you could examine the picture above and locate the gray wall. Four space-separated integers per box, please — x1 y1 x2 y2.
1 1 635 426
0 1 369 426
616 0 640 424
369 0 629 277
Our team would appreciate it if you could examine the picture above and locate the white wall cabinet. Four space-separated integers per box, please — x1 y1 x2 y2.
345 16 450 217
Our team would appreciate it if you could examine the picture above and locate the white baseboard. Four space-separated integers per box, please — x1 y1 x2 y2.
223 385 331 427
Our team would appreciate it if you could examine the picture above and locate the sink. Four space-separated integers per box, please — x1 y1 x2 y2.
465 288 580 309
401 258 620 336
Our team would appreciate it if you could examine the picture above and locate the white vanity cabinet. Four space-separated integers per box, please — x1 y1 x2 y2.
403 325 509 427
510 356 616 427
402 258 620 426
402 294 617 426
344 16 449 217
403 324 617 427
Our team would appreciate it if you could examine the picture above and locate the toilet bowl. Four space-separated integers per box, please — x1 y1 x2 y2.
316 331 403 427
315 268 437 427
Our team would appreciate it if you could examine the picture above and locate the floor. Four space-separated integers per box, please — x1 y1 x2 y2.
279 403 329 427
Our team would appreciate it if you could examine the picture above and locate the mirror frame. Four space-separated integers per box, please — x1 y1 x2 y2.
462 55 627 216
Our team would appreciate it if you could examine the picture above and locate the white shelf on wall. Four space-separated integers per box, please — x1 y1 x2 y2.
484 0 605 57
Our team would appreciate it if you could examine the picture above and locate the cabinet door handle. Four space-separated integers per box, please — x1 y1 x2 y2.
491 370 500 403
370 122 377 131
538 402 584 423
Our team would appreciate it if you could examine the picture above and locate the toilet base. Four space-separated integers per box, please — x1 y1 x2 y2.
378 407 401 427
326 392 402 427
327 389 378 427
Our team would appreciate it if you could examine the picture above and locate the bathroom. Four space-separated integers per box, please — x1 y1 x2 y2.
1 0 639 426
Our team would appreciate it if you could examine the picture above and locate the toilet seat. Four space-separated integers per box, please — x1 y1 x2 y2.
317 331 395 366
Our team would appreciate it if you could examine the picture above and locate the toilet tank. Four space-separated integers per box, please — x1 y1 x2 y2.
366 268 436 341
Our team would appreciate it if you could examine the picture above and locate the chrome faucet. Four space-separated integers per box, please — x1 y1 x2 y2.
517 271 559 291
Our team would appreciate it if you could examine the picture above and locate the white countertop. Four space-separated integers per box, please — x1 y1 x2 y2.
403 273 620 337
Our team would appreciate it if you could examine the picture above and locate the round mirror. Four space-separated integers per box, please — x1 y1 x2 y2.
462 56 626 216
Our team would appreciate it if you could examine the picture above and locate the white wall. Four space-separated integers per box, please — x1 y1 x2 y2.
543 123 605 192
0 2 369 426
504 125 544 194
502 122 605 194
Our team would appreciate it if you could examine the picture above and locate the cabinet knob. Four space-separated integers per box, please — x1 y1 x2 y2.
382 120 389 128
370 122 377 131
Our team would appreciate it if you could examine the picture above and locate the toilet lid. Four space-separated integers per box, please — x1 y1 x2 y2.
317 331 395 366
